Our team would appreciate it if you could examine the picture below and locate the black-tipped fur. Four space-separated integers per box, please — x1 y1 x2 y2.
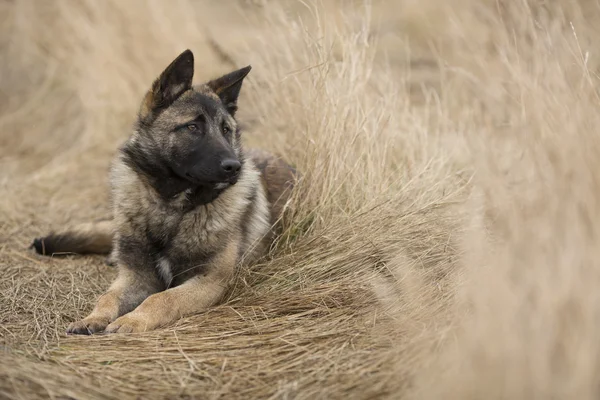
206 65 251 116
140 49 195 122
32 220 113 256
33 49 297 334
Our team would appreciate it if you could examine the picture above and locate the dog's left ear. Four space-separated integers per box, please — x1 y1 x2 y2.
207 66 251 116
140 49 195 120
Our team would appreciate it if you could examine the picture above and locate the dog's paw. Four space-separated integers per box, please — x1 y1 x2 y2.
66 317 110 335
105 313 153 334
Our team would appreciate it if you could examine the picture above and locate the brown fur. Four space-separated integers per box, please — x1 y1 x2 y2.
32 220 113 256
105 236 238 333
247 148 297 226
32 50 297 334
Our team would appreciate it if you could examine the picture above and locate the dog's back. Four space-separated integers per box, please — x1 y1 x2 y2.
247 148 296 226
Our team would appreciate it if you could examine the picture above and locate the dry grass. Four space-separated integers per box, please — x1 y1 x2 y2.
1 0 600 398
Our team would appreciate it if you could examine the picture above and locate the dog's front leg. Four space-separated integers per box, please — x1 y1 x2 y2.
104 240 237 333
67 267 162 335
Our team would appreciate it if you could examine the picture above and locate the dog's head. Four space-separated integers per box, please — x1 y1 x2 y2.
123 49 251 199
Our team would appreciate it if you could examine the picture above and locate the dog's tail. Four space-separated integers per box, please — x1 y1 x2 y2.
32 220 114 256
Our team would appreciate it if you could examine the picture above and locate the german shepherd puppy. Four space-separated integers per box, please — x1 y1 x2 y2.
32 49 296 334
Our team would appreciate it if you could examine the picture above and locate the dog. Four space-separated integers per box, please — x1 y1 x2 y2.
32 49 296 334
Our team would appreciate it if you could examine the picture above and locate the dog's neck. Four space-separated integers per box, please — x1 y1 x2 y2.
120 143 229 210
181 185 227 209
147 176 226 208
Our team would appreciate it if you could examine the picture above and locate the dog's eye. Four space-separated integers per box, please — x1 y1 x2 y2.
187 124 198 132
222 124 231 135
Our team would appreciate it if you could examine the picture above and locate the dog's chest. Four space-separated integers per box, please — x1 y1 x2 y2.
150 207 229 286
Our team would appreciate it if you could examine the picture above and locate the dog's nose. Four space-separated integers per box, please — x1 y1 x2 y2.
220 159 241 176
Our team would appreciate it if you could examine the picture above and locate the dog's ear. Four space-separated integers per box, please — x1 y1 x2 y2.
206 65 251 116
140 49 194 120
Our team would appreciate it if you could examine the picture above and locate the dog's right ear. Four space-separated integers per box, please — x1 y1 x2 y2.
139 49 195 121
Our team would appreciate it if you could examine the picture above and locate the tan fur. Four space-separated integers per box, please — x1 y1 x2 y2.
35 51 297 335
32 220 113 256
105 237 238 333
72 221 114 252
109 151 270 261
66 268 160 334
64 129 287 334
247 148 296 225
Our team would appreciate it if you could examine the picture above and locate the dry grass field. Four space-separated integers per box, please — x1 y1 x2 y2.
2 0 600 398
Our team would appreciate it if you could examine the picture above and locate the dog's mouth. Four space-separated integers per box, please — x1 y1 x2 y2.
184 173 238 189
